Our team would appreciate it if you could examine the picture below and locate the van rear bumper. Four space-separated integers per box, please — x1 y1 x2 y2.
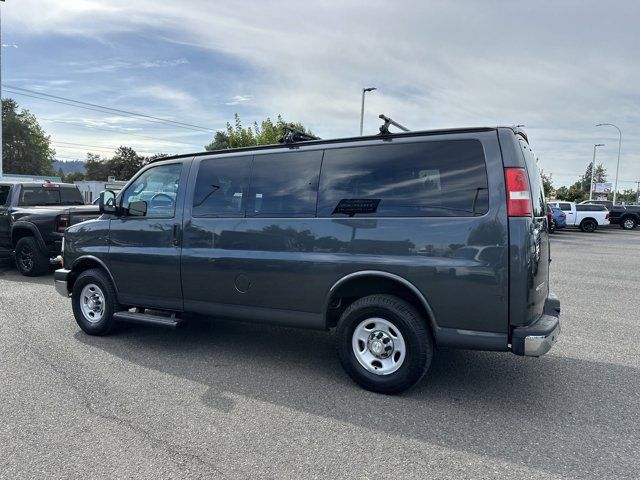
511 292 561 357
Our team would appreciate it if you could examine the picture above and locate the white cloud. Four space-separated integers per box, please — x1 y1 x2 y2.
225 95 252 106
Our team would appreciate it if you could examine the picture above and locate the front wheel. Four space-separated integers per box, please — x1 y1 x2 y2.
336 294 433 394
71 268 121 336
580 219 597 233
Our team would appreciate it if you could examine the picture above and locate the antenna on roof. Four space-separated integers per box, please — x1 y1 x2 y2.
378 114 410 135
279 125 321 144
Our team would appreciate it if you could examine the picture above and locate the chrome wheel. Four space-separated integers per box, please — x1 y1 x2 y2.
352 317 406 375
80 283 105 324
623 218 636 229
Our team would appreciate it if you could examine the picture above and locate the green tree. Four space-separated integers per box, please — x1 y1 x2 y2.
540 170 554 198
205 114 311 150
205 131 231 151
109 146 145 180
2 98 56 176
556 181 587 202
63 172 86 183
580 162 607 192
615 189 639 204
85 153 109 181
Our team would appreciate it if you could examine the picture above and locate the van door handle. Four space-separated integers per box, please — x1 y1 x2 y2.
172 223 181 246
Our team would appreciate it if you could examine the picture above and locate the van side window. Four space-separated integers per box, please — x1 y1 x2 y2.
247 151 323 217
318 140 489 217
192 156 251 217
122 163 182 218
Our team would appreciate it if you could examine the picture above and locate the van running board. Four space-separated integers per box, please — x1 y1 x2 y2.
113 310 182 328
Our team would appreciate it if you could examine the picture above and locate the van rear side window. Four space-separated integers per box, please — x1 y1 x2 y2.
317 140 489 217
247 151 323 217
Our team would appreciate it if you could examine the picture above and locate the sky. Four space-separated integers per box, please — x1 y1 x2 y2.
2 0 639 190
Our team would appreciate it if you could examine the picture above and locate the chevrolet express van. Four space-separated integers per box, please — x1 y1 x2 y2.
54 126 561 393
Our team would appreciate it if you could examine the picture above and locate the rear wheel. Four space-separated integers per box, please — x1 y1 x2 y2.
14 236 50 276
549 219 556 233
336 294 433 394
579 219 597 233
71 268 121 336
621 217 637 230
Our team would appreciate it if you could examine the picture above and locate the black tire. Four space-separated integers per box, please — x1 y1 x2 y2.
336 294 433 394
71 268 121 336
620 216 637 230
14 236 50 277
579 219 597 233
549 219 556 233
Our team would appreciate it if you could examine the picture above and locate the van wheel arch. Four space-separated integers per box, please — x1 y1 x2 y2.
69 257 119 298
325 272 436 333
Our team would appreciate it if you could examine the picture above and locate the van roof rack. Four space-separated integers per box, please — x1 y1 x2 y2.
279 125 321 144
378 114 410 135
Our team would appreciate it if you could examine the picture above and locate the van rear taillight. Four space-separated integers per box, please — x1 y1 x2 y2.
55 213 70 233
505 168 532 216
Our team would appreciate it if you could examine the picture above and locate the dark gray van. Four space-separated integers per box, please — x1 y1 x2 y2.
54 126 560 393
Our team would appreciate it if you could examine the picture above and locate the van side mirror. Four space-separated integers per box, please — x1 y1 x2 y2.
99 190 117 214
128 200 147 217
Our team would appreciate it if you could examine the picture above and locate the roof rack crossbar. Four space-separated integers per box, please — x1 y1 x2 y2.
279 125 321 144
378 114 410 135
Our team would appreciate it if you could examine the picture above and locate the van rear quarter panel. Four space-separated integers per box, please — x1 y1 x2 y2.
181 131 509 334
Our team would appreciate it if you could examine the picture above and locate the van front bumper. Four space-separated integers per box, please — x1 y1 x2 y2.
54 268 71 297
511 292 561 357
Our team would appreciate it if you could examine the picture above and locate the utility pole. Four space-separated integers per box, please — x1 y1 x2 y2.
359 87 376 136
589 143 604 201
636 181 640 204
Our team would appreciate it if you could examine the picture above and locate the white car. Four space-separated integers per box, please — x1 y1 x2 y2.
548 201 609 232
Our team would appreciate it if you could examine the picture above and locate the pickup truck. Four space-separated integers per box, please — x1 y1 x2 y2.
548 201 609 232
0 181 100 276
578 200 640 230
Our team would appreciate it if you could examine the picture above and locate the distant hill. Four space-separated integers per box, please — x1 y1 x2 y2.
53 160 86 175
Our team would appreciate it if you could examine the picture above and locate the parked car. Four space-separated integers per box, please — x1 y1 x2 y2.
548 201 609 232
0 181 100 276
54 126 561 394
578 200 640 230
546 205 566 233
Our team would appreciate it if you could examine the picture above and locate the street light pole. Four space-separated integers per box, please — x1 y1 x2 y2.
596 123 622 203
589 143 605 201
359 87 376 136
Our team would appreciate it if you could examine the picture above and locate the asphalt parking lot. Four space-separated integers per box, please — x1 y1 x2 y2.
1 227 638 479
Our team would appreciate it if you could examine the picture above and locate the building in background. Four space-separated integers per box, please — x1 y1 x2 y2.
74 177 127 204
0 173 62 183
